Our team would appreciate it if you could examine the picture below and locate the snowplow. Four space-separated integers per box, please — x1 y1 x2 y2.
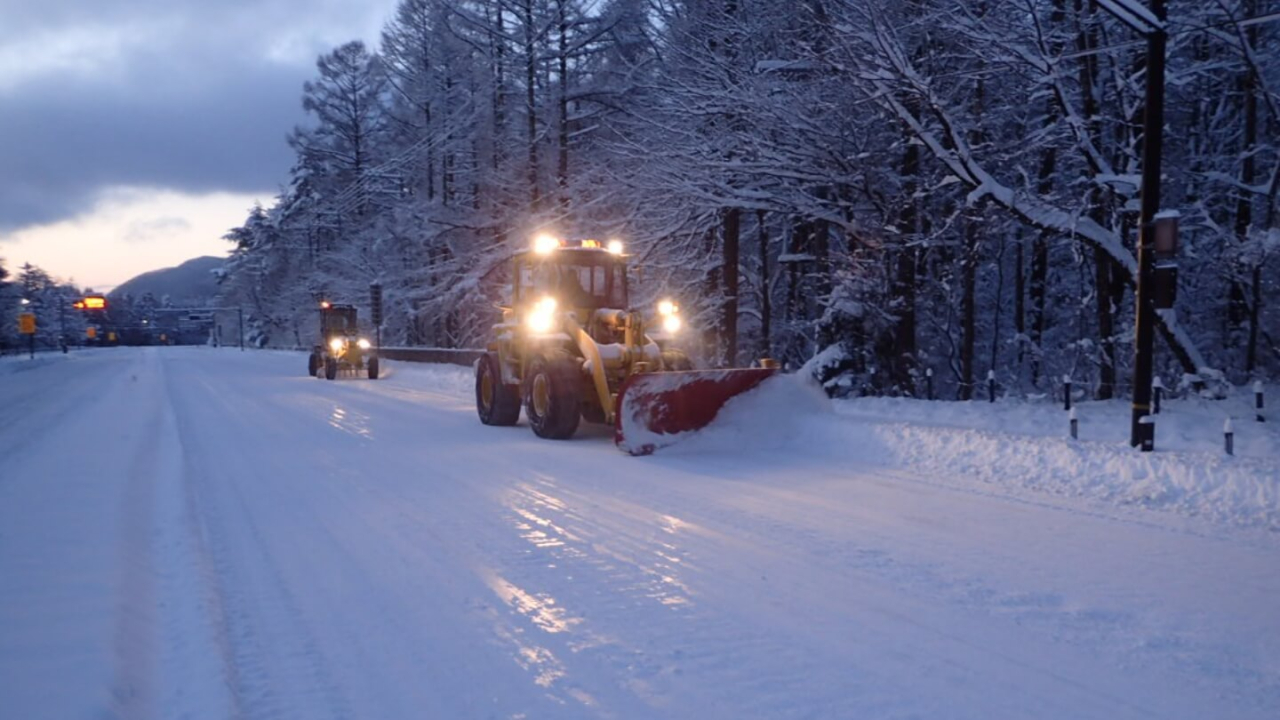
308 302 380 380
475 235 777 454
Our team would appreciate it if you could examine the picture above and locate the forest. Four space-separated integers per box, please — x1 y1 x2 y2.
0 260 92 353
216 0 1279 399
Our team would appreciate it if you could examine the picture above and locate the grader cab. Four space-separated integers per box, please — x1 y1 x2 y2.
475 235 776 454
308 302 379 380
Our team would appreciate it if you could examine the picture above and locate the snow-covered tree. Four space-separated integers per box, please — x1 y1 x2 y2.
219 0 1280 392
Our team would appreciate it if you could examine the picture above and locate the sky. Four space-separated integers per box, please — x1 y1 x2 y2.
0 0 398 291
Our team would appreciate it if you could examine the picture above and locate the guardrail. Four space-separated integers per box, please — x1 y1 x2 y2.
0 344 82 357
376 347 484 367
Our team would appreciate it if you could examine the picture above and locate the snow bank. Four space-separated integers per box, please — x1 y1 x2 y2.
866 419 1277 528
377 359 474 396
0 351 76 375
836 392 1280 529
674 378 1279 530
836 388 1279 459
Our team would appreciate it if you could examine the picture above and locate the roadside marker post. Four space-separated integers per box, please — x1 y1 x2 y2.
1138 414 1154 452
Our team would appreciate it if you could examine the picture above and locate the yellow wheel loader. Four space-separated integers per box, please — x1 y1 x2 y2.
475 235 777 453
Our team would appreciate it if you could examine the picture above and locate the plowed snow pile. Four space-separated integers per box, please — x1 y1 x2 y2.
671 374 1279 530
669 372 844 454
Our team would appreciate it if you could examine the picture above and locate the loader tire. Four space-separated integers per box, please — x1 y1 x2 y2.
368 357 380 380
476 354 520 426
308 352 319 377
524 355 581 439
325 356 338 380
662 350 694 372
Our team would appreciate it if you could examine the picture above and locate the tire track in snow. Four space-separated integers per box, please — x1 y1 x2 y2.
164 364 358 720
488 476 866 719
108 349 240 720
173 455 249 720
165 354 594 719
108 370 161 720
156 354 250 720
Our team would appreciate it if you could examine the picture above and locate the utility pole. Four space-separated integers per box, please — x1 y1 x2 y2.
238 307 245 351
58 292 67 353
1130 0 1166 451
1098 0 1167 451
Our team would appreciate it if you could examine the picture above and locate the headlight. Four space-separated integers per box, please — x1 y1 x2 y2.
607 239 624 255
662 315 682 333
533 233 560 254
329 338 345 352
526 296 558 333
658 299 678 316
357 338 371 350
527 311 555 333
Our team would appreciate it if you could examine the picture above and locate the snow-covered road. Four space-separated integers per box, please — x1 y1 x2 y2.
2 347 1277 719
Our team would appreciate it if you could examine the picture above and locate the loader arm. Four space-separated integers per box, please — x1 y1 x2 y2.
565 316 617 422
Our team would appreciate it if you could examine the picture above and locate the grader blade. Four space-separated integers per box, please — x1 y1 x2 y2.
614 368 778 455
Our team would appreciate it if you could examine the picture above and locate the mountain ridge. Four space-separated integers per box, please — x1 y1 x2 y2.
109 255 224 303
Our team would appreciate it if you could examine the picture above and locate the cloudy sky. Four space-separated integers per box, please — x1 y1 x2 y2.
0 0 398 290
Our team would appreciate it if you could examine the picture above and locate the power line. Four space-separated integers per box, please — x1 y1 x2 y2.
1058 9 1280 62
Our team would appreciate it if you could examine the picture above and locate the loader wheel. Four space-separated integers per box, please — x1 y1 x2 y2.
367 357 380 380
476 353 520 426
524 356 581 439
324 356 338 380
662 350 694 372
308 352 319 377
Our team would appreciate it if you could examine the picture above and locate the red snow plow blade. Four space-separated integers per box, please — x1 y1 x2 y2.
614 368 778 455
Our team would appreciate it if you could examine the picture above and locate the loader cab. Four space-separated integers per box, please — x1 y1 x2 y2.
513 243 629 312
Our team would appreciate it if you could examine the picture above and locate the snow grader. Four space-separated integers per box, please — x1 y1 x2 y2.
474 234 778 454
308 302 380 380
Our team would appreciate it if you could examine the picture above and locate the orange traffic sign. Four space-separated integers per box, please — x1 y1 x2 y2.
18 313 36 335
